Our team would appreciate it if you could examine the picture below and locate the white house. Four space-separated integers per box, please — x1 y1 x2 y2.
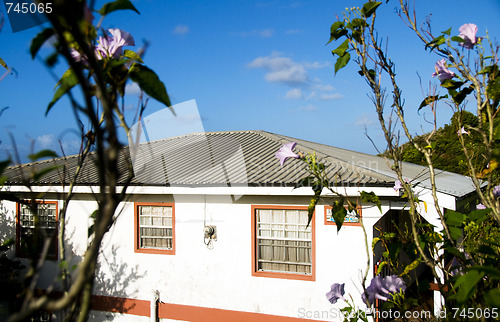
0 130 477 321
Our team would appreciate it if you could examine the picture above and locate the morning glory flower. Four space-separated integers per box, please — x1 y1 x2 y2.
362 275 389 305
326 283 346 304
275 142 300 166
96 28 135 60
362 275 406 306
493 185 500 198
457 126 469 135
458 23 479 49
476 203 486 210
381 275 406 295
432 59 455 82
393 178 410 191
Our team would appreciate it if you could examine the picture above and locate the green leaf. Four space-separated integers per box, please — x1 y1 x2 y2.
441 27 452 36
123 49 143 63
360 191 381 212
484 288 500 308
425 35 445 51
128 63 173 114
441 79 465 90
332 39 349 57
451 36 465 43
487 75 500 102
418 94 447 110
334 52 350 75
478 65 497 75
98 0 140 16
350 18 366 29
327 21 347 44
450 270 485 304
401 257 421 277
47 68 79 115
307 190 320 227
468 209 490 224
30 28 55 59
451 86 474 105
447 226 463 241
444 210 465 227
331 199 347 232
361 1 381 18
28 149 58 162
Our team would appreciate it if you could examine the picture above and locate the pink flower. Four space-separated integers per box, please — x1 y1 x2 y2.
458 23 479 49
432 59 455 82
457 126 469 135
95 29 135 60
476 203 486 210
393 178 410 191
275 142 300 166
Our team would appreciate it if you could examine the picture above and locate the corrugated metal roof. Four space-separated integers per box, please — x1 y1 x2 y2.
3 130 476 197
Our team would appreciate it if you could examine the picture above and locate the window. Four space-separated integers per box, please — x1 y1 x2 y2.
16 201 58 259
134 202 175 254
251 205 315 281
324 205 362 226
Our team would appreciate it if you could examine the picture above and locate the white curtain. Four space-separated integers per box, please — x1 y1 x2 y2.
257 209 312 274
139 206 173 249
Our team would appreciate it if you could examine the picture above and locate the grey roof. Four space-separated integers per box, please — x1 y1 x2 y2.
3 130 476 198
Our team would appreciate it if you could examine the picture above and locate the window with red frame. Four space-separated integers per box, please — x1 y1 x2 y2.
134 202 175 254
17 201 58 259
252 206 314 279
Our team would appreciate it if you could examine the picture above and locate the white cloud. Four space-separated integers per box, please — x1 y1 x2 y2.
247 52 309 86
355 113 376 126
285 88 303 99
312 83 335 92
125 82 141 96
319 93 343 101
173 24 190 35
37 134 55 148
285 29 303 35
303 61 330 69
248 52 342 100
232 28 274 38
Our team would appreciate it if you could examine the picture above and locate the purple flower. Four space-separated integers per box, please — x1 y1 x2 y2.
458 23 479 49
476 203 486 210
382 275 406 295
432 59 455 82
492 185 500 198
96 29 135 60
393 178 410 191
457 126 469 135
362 275 406 306
326 283 346 304
275 142 300 166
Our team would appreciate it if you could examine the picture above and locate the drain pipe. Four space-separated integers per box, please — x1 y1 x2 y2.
151 290 159 322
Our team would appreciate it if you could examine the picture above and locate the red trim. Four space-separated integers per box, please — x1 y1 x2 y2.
16 200 59 260
251 205 315 281
324 205 362 226
134 202 175 255
36 292 323 321
158 301 321 321
91 295 150 316
429 282 449 292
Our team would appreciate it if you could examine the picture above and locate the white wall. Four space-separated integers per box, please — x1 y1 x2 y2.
1 186 449 321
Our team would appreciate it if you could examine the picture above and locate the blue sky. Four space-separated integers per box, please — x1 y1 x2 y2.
1 0 499 162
